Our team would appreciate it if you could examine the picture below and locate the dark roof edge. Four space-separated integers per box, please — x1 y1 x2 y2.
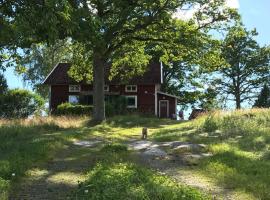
43 63 66 84
157 91 180 99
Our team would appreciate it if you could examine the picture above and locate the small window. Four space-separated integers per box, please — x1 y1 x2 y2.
126 96 137 108
69 95 80 104
69 85 80 92
125 85 137 92
104 85 109 92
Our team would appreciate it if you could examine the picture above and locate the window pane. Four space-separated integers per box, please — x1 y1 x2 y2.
69 95 79 104
127 97 135 106
69 85 80 92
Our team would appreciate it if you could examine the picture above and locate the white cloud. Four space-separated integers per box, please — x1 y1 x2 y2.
225 0 240 9
173 4 200 20
173 0 240 20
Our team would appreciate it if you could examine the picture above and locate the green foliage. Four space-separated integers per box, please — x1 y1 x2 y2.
54 103 92 116
217 21 270 108
14 40 74 98
0 74 8 95
203 115 219 132
105 96 128 117
253 84 270 108
75 162 209 200
0 89 44 118
1 0 236 120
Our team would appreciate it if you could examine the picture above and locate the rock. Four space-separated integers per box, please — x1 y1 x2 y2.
172 143 207 153
143 147 167 157
169 141 189 148
183 154 202 165
183 153 212 165
173 144 192 153
73 140 102 147
128 141 154 150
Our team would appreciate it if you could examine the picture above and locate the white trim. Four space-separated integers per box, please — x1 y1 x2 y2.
159 100 169 118
154 85 158 116
157 91 180 99
125 85 137 92
126 95 137 108
49 85 52 111
43 63 60 84
69 85 81 92
160 62 163 84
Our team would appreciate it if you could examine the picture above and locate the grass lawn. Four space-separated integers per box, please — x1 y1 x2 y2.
0 115 208 200
1 109 270 199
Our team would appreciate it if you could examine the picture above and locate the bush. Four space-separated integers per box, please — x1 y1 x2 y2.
54 103 93 116
203 115 219 132
0 89 44 118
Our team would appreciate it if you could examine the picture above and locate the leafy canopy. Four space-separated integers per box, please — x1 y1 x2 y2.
215 22 270 109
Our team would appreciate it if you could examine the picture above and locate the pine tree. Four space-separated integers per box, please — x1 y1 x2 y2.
0 73 8 95
253 84 270 108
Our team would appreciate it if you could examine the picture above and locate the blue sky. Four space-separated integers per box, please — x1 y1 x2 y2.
4 0 270 89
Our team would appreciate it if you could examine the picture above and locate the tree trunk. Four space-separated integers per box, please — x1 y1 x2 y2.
93 52 105 122
235 93 241 109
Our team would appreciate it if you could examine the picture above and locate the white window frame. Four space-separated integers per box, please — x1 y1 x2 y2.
104 85 109 92
69 85 81 92
68 95 80 104
125 85 137 92
126 95 137 108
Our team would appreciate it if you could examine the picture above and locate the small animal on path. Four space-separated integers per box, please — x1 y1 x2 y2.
142 127 148 140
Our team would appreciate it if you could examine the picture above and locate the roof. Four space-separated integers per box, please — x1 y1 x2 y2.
43 62 162 85
157 91 180 99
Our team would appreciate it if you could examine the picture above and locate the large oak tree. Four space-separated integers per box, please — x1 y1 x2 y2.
1 0 235 121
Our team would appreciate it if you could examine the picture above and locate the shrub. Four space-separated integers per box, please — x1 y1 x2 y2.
105 96 127 117
0 89 44 118
54 103 93 116
203 115 219 132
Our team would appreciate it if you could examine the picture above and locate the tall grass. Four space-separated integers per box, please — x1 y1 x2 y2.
192 109 270 199
151 109 270 199
0 116 88 199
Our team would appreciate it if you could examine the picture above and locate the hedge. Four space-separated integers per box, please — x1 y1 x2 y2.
54 103 93 116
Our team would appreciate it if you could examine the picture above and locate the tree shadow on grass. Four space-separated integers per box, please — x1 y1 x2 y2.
200 150 270 199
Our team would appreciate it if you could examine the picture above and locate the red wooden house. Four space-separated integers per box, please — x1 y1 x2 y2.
43 62 179 119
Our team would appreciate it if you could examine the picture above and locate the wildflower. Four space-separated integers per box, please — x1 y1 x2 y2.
84 189 89 194
12 173 15 177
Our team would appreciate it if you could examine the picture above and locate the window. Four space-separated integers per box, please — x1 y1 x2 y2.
125 85 137 92
69 85 80 92
126 95 137 108
69 95 80 104
81 95 93 105
104 85 109 92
